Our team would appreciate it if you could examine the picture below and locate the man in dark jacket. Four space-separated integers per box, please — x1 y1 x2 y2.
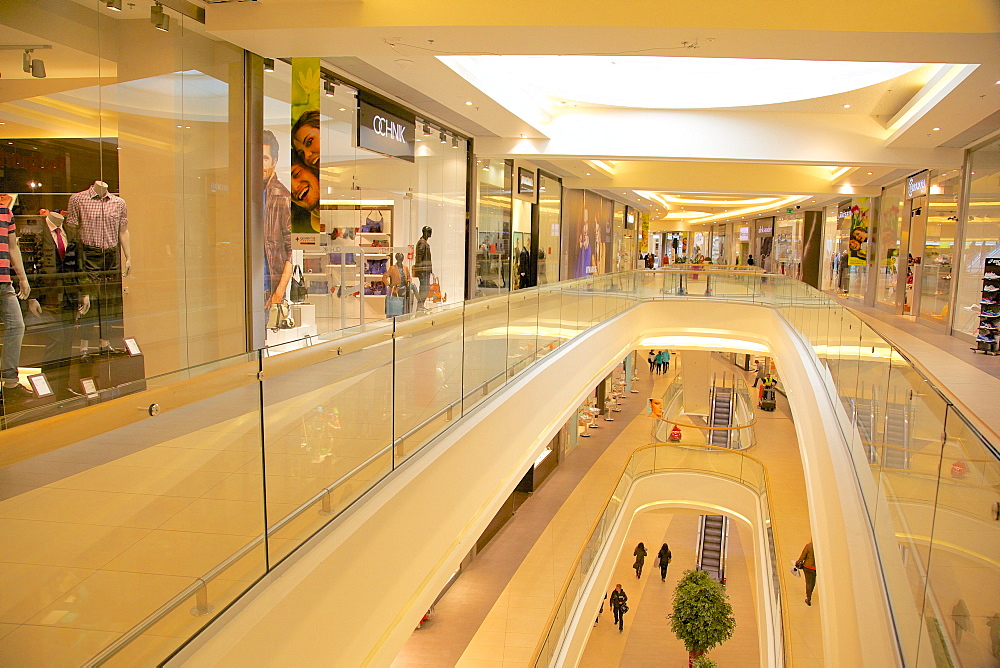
610 584 628 631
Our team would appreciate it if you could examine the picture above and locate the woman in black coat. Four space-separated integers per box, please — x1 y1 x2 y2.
657 543 672 581
633 542 647 578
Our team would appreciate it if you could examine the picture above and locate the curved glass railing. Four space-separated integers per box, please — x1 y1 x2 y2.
652 368 758 450
529 443 787 666
0 267 994 666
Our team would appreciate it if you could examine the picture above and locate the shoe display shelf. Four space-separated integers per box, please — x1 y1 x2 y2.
972 258 1000 355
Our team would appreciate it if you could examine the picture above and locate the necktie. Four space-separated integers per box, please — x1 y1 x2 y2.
54 227 65 259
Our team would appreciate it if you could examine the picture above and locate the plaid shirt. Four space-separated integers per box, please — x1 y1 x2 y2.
0 207 13 283
66 186 128 249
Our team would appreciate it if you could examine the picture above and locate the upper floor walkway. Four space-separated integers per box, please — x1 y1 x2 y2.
0 268 996 666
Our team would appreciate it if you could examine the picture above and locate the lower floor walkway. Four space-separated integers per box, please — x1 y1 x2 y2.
393 352 823 666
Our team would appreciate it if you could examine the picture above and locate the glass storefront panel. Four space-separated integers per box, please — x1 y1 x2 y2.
536 173 561 285
953 137 1000 337
918 170 961 325
875 182 906 310
773 213 802 278
1 0 248 427
474 159 511 296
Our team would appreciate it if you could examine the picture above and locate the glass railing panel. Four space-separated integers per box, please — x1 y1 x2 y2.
877 359 948 665
261 332 394 565
535 286 565 359
0 352 266 666
507 289 540 377
461 295 509 413
856 324 892 483
392 305 465 463
917 407 999 666
559 280 581 341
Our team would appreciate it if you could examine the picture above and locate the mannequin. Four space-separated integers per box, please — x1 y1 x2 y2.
66 180 131 352
414 225 433 310
0 192 31 396
24 212 91 366
518 242 531 289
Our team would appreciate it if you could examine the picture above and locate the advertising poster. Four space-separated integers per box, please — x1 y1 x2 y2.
848 197 870 266
640 212 649 253
562 189 614 279
290 57 321 233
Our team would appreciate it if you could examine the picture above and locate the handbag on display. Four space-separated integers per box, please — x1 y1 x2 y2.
290 265 307 302
428 274 444 303
386 294 404 317
269 299 295 330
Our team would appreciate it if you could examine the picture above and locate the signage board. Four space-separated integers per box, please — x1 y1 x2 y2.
358 100 415 162
517 167 536 196
906 171 929 199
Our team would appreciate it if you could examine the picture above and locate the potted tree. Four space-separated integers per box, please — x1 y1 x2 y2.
668 569 736 667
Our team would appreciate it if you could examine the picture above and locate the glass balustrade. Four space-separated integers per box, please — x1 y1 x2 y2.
0 267 994 666
530 443 785 666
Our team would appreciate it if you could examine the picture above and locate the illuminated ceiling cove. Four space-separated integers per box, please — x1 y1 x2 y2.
438 56 929 109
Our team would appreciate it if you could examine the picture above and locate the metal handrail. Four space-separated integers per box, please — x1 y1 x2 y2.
21 269 993 665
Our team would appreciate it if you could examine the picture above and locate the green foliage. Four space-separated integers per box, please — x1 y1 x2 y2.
668 569 737 654
692 656 718 668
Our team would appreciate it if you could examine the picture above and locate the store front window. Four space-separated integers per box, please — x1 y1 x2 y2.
918 170 962 325
0 0 247 423
474 159 512 295
262 61 468 339
875 182 906 310
537 173 561 284
773 213 802 278
954 137 1000 337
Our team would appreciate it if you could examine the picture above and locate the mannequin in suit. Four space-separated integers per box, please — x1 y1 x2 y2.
24 212 90 364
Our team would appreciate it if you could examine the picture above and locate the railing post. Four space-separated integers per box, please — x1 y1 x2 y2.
189 582 214 617
318 491 334 516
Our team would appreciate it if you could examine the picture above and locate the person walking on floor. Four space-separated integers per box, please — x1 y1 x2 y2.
610 584 628 631
796 540 817 606
657 542 672 581
647 349 656 373
660 349 671 373
633 542 647 578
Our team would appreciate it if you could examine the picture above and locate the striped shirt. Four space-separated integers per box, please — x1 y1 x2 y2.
66 186 128 249
0 207 13 284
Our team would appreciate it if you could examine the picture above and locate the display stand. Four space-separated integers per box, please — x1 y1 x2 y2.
972 257 1000 355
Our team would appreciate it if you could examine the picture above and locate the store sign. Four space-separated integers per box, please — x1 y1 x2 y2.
757 224 772 235
517 167 535 196
906 171 928 199
358 100 414 162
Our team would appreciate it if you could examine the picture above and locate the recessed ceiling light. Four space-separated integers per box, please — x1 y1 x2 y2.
932 127 941 131
843 104 851 108
867 172 873 175
586 172 591 175
465 101 473 105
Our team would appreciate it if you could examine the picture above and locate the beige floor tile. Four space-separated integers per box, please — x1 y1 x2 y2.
157 498 267 536
27 570 193 634
0 563 94 625
0 623 17 640
0 488 195 530
111 446 258 474
102 530 264 579
0 518 149 569
0 624 118 666
52 466 229 498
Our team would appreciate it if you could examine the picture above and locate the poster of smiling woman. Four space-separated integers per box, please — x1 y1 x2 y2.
848 197 871 266
290 58 321 233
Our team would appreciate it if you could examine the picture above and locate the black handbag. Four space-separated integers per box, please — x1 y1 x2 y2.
290 265 307 303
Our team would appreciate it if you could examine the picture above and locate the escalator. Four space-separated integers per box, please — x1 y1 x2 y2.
697 514 729 584
709 387 734 448
849 397 911 469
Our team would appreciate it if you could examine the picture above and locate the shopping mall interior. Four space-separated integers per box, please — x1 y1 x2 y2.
0 1 998 666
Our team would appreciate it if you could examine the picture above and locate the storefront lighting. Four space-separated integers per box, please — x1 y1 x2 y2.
105 0 122 10
21 49 45 78
323 80 336 97
451 137 459 149
263 58 275 72
439 132 448 144
422 123 432 137
151 3 170 31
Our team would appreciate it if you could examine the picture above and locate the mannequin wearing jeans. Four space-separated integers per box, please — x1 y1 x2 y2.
0 194 31 399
